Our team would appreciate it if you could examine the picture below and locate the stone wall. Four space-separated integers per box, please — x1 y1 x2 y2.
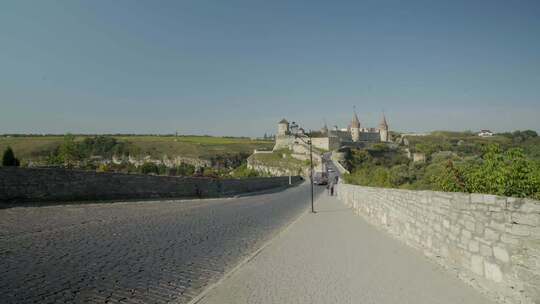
0 168 302 204
338 184 540 304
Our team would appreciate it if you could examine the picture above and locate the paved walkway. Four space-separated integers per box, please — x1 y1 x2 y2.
196 192 496 304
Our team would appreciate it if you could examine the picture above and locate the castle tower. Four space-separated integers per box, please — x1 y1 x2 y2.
277 119 289 136
379 113 389 142
351 109 361 142
321 122 328 136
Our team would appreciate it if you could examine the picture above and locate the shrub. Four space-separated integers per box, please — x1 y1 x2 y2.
230 164 260 178
435 160 467 192
177 163 196 176
344 143 540 199
140 162 160 175
437 145 540 198
389 164 409 186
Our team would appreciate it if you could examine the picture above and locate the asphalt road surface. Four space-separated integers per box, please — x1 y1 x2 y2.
323 152 341 184
0 183 322 304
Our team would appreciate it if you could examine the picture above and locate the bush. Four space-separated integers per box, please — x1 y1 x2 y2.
140 162 160 175
437 145 540 198
2 146 20 167
177 163 196 176
46 134 135 167
389 164 409 186
230 164 260 178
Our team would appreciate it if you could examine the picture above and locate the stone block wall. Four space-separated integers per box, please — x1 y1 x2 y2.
338 184 540 304
0 168 302 204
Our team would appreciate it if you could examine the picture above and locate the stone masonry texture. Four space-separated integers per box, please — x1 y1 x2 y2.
0 168 302 204
0 183 313 303
337 184 540 304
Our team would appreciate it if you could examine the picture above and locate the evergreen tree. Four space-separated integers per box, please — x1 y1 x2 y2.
2 146 20 167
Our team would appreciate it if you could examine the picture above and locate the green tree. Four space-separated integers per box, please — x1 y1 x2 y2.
59 134 80 166
415 143 438 157
389 164 409 186
371 167 391 187
466 145 540 197
2 146 20 167
435 160 467 192
437 144 540 198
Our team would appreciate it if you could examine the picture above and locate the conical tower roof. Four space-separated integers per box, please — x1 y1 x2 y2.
379 113 388 130
351 109 360 129
321 122 328 134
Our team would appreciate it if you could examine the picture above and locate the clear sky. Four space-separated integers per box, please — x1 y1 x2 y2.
1 0 539 136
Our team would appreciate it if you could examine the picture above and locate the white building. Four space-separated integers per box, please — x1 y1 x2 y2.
478 130 494 137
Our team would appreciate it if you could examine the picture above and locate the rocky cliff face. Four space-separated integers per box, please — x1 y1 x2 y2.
26 154 214 169
111 155 212 168
247 154 311 178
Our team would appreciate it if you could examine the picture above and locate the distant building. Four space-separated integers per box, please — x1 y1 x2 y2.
273 109 390 151
478 130 494 137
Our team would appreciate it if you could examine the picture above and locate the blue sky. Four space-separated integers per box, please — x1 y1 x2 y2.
1 0 539 136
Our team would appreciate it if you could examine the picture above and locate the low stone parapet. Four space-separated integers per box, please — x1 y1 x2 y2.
330 153 349 175
0 168 302 204
337 183 540 304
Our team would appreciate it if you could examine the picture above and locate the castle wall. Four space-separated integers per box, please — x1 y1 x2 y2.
330 130 351 142
273 135 295 151
358 132 381 142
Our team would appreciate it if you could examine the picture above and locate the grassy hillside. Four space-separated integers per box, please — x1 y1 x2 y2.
0 135 274 161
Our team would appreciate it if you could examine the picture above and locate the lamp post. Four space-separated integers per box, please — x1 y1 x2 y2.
290 122 315 213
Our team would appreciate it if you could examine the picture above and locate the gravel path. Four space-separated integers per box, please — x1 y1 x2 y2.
0 184 317 304
197 192 496 304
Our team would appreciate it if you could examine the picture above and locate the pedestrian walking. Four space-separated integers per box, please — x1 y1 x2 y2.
330 184 334 196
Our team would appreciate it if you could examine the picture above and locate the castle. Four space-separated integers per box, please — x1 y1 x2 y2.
273 111 390 151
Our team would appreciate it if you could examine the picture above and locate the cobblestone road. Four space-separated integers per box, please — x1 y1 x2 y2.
0 184 318 304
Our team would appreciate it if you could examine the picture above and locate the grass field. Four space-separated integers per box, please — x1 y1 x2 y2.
0 135 274 161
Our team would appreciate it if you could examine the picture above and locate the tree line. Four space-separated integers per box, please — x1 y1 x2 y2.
343 136 540 199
